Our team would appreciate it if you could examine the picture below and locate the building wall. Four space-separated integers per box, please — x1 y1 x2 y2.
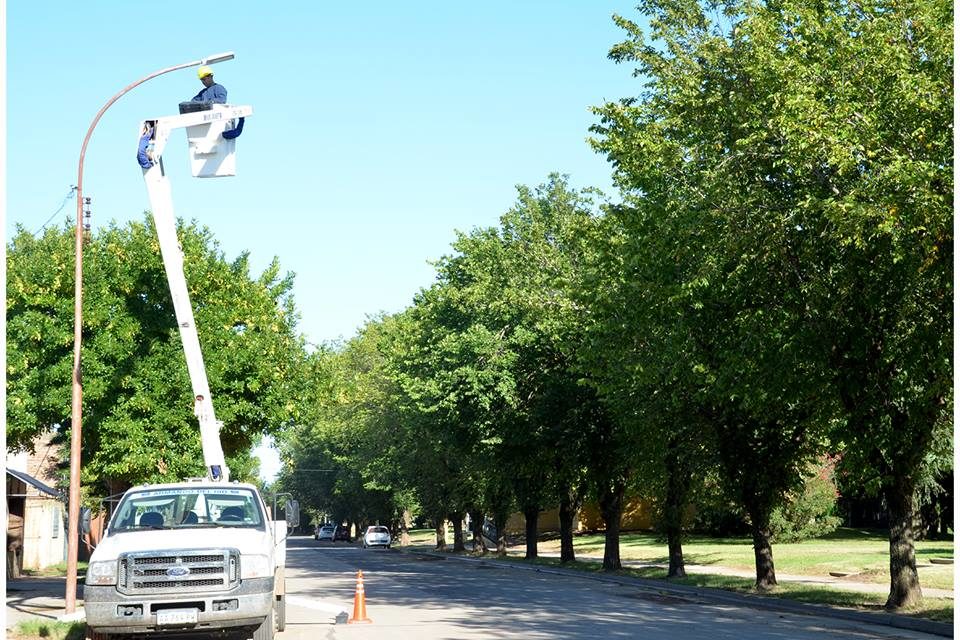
7 430 62 487
7 431 67 570
21 500 65 570
504 507 573 535
577 496 656 531
504 496 656 535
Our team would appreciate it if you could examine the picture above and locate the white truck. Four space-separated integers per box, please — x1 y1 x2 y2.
83 93 298 640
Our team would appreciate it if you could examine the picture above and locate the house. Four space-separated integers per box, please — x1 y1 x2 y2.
6 431 66 576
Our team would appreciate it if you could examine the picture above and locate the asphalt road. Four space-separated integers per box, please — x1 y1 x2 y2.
278 536 947 640
5 537 948 640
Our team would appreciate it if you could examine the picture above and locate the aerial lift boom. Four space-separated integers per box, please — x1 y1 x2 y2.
139 104 253 483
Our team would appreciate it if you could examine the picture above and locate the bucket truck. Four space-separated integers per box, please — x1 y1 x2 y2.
83 102 298 640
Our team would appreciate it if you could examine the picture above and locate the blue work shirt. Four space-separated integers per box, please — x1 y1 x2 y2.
191 83 227 104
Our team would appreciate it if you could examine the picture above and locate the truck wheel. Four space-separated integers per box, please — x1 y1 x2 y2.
84 628 108 640
276 594 286 632
252 607 274 640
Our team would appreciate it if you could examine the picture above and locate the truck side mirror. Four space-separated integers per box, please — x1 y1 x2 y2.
79 507 92 536
285 500 300 529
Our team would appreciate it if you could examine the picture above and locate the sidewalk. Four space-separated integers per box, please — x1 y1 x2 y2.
5 577 84 632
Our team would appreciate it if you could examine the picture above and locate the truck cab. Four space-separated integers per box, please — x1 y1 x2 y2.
84 481 296 639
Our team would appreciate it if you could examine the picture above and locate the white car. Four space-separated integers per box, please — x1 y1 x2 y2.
362 525 391 549
315 524 335 541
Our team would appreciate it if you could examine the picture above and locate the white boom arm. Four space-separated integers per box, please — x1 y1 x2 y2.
139 104 253 482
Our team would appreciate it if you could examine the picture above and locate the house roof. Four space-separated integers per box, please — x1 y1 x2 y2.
6 468 62 498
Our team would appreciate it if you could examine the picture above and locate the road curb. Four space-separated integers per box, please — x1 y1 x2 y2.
400 548 953 638
58 608 86 623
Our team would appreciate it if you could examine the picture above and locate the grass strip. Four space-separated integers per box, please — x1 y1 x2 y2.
21 561 88 578
11 620 85 640
405 528 954 590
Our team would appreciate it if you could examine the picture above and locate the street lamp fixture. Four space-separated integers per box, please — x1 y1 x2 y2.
65 52 235 614
201 52 235 65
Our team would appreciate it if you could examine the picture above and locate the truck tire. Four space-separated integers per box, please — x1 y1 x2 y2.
84 628 108 640
276 594 286 632
252 607 274 640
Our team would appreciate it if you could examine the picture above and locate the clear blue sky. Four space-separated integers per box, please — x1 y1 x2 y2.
7 3 651 481
7 2 645 348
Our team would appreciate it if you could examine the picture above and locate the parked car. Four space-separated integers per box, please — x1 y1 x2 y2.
334 525 351 542
482 518 498 543
362 525 391 549
315 524 336 541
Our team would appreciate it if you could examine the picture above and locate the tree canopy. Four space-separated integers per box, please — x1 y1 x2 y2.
7 216 306 496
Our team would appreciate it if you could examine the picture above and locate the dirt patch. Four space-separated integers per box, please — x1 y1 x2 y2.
833 568 885 582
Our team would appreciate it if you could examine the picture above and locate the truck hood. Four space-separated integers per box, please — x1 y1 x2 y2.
90 527 274 562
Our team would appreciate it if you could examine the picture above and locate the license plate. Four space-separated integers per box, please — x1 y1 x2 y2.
157 609 199 625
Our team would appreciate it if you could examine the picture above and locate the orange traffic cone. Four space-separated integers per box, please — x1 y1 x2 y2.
348 570 372 624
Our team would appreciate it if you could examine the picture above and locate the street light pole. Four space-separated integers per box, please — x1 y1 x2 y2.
65 52 235 614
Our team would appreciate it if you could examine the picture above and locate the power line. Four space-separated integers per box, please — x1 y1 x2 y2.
32 185 78 236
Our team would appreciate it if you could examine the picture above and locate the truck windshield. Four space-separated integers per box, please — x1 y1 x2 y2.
109 487 265 534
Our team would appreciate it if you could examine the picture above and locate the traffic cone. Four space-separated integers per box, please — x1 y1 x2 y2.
348 570 372 624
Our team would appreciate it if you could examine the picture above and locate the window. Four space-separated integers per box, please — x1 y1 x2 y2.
108 486 265 535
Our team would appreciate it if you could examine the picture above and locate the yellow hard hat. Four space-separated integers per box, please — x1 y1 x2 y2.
197 66 214 79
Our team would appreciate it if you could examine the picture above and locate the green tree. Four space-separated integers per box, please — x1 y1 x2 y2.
277 315 440 541
400 176 618 562
590 0 951 606
7 217 306 495
589 0 835 591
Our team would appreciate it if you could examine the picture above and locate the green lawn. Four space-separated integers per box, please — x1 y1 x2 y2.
519 528 954 590
20 561 87 578
402 527 953 622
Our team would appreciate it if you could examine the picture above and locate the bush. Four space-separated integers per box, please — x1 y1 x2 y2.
691 496 750 537
769 457 841 543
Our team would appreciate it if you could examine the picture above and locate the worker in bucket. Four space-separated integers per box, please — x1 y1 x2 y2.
136 121 155 169
191 66 227 104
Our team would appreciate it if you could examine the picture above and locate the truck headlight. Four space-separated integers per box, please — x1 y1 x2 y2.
86 560 118 586
241 554 272 579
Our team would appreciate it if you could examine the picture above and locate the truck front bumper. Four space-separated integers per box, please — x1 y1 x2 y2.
83 577 273 635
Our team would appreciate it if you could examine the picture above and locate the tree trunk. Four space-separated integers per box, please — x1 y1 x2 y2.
493 513 509 555
434 517 447 551
664 438 689 578
598 479 625 571
401 509 412 546
885 475 923 609
523 505 539 559
939 472 953 537
469 509 486 553
939 483 952 537
750 518 777 591
558 488 581 563
667 534 685 578
451 512 466 552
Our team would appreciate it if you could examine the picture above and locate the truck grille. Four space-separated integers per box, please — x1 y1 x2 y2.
117 548 239 595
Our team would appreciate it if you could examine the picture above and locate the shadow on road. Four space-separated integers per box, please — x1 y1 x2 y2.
285 537 919 640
